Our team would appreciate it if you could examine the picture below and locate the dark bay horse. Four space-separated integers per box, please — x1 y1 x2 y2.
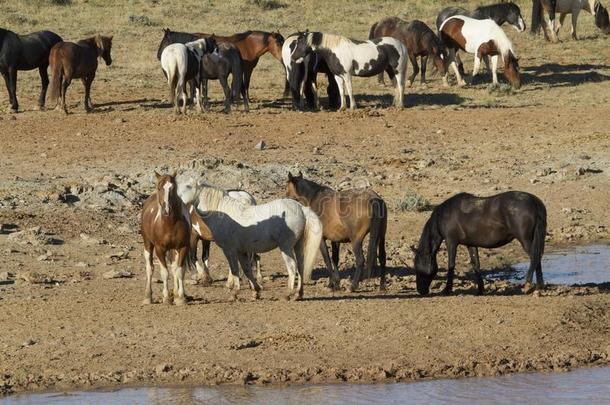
141 171 192 305
532 0 559 42
286 172 387 292
48 35 113 113
413 191 547 296
436 2 527 32
369 18 447 86
0 28 62 112
157 29 285 104
199 42 247 113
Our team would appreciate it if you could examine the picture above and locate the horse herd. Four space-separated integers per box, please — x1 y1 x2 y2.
140 170 548 305
1 0 608 113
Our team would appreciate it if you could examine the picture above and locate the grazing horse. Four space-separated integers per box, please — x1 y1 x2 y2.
180 183 322 301
141 172 192 305
436 2 527 32
157 29 285 104
440 16 521 89
198 43 248 113
553 0 610 39
177 178 261 286
286 172 387 292
282 33 340 111
160 37 216 114
48 35 113 114
0 28 63 112
290 32 407 110
369 18 447 87
532 0 560 42
413 191 547 296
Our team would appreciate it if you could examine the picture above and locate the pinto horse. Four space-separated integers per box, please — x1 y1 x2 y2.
48 35 113 114
369 18 447 87
141 172 192 305
440 16 521 89
286 172 388 292
290 32 407 110
436 2 527 32
282 33 340 111
532 0 560 42
0 28 62 112
413 191 547 296
552 0 610 39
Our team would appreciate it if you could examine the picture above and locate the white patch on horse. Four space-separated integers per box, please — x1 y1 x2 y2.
163 182 173 215
193 222 202 237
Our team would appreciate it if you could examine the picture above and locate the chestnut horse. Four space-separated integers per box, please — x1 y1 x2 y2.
286 172 387 292
369 18 447 87
48 35 113 113
141 172 192 305
157 29 285 104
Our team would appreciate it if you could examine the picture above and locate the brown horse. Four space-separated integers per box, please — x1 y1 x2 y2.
157 29 284 104
286 172 387 292
141 171 192 305
369 17 447 87
48 35 113 113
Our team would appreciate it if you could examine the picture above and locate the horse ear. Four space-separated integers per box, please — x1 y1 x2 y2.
288 172 294 180
298 170 303 177
170 170 177 178
410 244 417 253
154 171 161 180
108 35 113 41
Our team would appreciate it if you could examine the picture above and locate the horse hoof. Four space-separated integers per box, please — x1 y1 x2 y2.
142 297 153 305
199 276 213 287
379 283 387 292
283 294 292 301
442 288 453 296
523 283 535 294
174 297 186 306
34 105 45 111
347 284 358 293
9 108 18 114
292 294 302 302
162 297 173 305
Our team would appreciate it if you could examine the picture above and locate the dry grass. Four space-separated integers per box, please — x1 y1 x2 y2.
0 0 609 110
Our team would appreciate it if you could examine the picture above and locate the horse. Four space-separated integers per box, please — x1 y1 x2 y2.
413 191 547 296
552 0 610 39
160 37 216 114
198 42 248 113
157 29 285 105
531 0 560 42
141 172 193 305
0 28 63 113
177 178 261 286
440 16 521 89
369 18 447 87
290 32 407 110
180 183 322 301
436 2 527 32
48 35 113 114
286 172 387 292
282 33 340 111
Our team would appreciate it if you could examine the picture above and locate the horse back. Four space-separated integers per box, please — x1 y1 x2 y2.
12 30 63 70
50 41 98 77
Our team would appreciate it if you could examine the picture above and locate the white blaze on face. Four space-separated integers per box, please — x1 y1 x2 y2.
516 17 525 32
163 182 173 215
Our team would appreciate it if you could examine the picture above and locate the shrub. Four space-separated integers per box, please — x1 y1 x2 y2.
395 191 432 212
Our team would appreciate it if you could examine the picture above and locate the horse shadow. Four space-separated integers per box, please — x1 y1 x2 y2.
523 63 610 87
354 93 465 108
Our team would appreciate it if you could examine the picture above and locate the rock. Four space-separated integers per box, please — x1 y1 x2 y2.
102 269 134 279
254 140 266 150
21 339 37 347
155 364 172 375
75 262 89 268
7 226 51 246
312 147 322 155
0 271 14 281
114 117 126 123
17 271 55 284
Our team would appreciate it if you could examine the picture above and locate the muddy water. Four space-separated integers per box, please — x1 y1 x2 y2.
5 366 610 404
488 245 610 285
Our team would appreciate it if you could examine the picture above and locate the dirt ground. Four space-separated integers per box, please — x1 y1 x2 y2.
1 0 610 397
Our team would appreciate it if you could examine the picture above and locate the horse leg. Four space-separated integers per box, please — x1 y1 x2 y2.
37 65 50 110
348 239 365 292
491 55 499 86
198 239 213 286
570 10 579 40
407 52 418 87
472 55 482 83
238 252 261 300
7 67 18 113
320 239 339 290
345 75 356 111
242 67 254 107
83 76 93 112
155 248 172 304
535 262 544 290
443 240 457 295
61 77 71 114
1 70 13 112
280 248 299 300
173 246 188 305
220 75 231 113
420 55 428 85
334 75 346 111
331 242 340 277
557 13 566 34
467 247 484 295
142 245 154 304
223 249 241 301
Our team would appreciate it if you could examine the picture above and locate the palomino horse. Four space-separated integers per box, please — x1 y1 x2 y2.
413 191 547 296
48 35 113 113
157 29 285 104
369 18 447 87
160 37 217 114
141 172 192 305
286 172 388 292
553 0 610 39
440 16 521 89
180 183 322 301
282 33 340 111
290 32 407 110
532 0 560 42
0 28 62 112
177 178 261 286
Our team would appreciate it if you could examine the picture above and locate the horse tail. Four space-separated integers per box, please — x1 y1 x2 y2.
365 197 387 281
530 197 547 270
531 0 543 34
298 206 323 283
368 21 379 40
48 50 63 105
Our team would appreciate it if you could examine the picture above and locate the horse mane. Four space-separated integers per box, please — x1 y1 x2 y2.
166 30 200 43
309 32 347 49
416 209 439 258
490 24 518 60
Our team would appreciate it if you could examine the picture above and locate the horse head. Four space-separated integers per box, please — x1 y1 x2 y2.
286 171 311 205
267 31 285 60
207 34 219 54
595 2 610 34
413 214 442 295
176 176 200 205
155 170 178 216
95 34 113 66
506 3 526 32
291 33 311 63
157 28 173 60
504 51 521 89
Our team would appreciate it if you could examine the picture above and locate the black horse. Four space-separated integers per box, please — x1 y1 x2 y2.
0 28 62 112
199 42 247 113
288 50 340 111
413 191 547 296
531 0 558 42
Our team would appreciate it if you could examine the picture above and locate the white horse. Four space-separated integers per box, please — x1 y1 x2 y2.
177 178 262 286
290 32 407 110
180 183 323 300
555 0 610 39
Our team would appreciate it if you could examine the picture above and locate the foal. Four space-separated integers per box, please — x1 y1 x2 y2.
286 172 387 292
141 171 192 305
48 35 113 113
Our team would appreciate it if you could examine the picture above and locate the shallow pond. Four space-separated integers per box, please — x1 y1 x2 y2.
5 366 610 404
